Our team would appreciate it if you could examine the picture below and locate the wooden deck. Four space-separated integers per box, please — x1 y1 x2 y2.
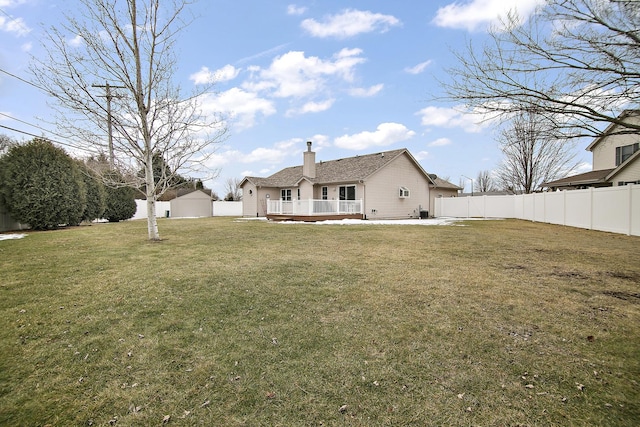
266 213 364 222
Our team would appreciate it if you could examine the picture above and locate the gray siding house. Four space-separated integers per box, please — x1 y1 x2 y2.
241 142 458 220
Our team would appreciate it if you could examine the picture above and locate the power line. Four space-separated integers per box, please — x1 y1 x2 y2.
0 67 47 93
0 124 99 155
0 112 68 140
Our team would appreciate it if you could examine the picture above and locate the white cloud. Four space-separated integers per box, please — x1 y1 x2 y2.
242 48 366 99
20 41 31 52
432 0 544 32
242 147 289 164
200 88 276 129
414 151 430 161
206 139 301 170
242 139 301 164
404 60 432 75
202 151 237 168
0 16 30 36
190 65 240 85
287 4 307 15
287 99 335 116
301 9 401 39
334 123 415 150
68 34 84 47
575 162 592 174
428 137 452 147
309 134 331 148
416 106 497 133
0 1 29 7
348 84 383 97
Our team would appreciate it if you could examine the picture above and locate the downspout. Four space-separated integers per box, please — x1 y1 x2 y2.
361 180 366 220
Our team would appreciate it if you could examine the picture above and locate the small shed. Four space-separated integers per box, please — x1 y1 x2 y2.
169 189 213 218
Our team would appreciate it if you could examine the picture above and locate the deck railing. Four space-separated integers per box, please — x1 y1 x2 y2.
267 199 363 216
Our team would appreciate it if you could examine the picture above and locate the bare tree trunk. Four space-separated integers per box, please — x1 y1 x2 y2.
144 151 160 240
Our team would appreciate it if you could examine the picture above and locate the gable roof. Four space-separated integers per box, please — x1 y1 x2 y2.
606 149 640 181
242 148 436 188
431 177 462 190
586 110 640 152
156 188 212 201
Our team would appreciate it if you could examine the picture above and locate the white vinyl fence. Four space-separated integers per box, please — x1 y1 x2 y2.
435 185 640 236
132 200 172 220
132 200 242 219
212 201 242 217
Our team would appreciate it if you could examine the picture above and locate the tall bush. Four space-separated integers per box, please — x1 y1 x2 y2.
0 138 86 229
77 161 107 222
103 171 137 222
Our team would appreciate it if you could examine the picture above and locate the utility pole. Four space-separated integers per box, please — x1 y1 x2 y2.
92 82 126 168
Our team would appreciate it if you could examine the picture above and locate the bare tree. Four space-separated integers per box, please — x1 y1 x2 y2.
223 177 242 201
442 0 640 139
475 170 496 193
0 134 17 156
30 0 226 240
495 110 580 193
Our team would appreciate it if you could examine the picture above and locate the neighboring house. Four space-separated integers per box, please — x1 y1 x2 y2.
543 110 640 190
240 142 458 220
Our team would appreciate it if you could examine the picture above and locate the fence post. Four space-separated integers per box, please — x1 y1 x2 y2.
589 187 594 230
628 184 633 236
563 190 567 226
483 195 487 218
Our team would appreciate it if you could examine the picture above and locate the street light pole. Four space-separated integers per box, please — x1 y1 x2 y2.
462 175 474 196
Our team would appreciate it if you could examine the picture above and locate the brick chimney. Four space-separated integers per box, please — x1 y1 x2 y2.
303 141 316 179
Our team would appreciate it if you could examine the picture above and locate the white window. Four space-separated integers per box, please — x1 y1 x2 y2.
281 189 292 201
399 186 410 198
321 186 328 200
616 143 639 166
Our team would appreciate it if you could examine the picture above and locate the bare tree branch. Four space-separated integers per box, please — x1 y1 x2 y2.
440 0 640 139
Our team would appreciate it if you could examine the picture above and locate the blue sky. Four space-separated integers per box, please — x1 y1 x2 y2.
0 0 592 195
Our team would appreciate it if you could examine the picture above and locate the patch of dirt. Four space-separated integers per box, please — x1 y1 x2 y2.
602 291 640 302
605 271 640 282
551 270 591 280
505 264 527 270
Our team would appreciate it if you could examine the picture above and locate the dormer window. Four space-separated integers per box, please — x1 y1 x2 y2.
399 186 410 198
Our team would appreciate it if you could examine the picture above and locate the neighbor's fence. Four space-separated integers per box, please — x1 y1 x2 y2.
132 200 242 219
212 201 242 217
132 200 172 220
435 184 640 236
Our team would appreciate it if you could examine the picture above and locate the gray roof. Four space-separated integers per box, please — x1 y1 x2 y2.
244 148 434 187
542 169 615 188
432 177 462 190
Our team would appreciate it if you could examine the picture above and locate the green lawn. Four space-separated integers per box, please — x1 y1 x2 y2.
0 217 638 426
